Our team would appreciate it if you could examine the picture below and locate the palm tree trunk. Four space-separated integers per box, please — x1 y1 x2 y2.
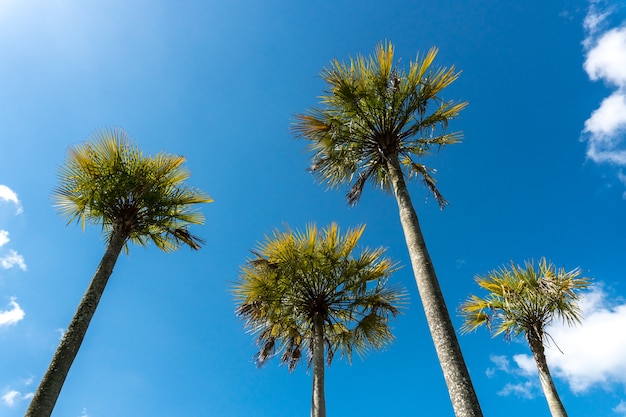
25 230 127 417
386 157 482 417
311 312 326 417
528 332 568 417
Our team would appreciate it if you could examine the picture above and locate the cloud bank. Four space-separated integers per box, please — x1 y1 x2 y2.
582 2 626 192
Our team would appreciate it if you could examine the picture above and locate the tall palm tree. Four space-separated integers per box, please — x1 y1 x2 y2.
234 223 405 417
460 258 591 417
26 128 212 417
292 41 481 416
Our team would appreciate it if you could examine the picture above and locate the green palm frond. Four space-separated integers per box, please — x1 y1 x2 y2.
234 223 407 371
460 258 592 344
53 127 213 252
293 41 467 206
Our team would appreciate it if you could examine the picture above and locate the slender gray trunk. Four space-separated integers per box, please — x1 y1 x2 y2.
311 312 326 417
528 332 568 417
25 230 127 417
386 157 483 417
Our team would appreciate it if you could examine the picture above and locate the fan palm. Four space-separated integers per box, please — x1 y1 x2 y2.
292 41 481 416
234 223 405 417
26 128 212 417
460 258 591 417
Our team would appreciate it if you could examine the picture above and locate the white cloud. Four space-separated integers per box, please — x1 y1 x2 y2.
584 27 626 87
486 355 540 398
497 381 536 399
614 400 626 416
0 230 8 247
0 249 27 271
581 3 626 185
584 92 626 160
0 298 25 326
486 354 512 377
2 390 20 407
0 186 26 271
487 353 537 377
79 408 90 417
0 185 23 215
543 286 626 392
1 389 33 407
511 354 537 377
583 6 612 37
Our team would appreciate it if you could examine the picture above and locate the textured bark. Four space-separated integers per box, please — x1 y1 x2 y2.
386 157 483 417
528 331 568 417
26 230 127 417
311 313 326 417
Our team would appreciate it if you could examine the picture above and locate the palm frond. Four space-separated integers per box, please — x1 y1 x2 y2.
53 128 212 252
460 259 592 345
293 41 467 206
234 223 406 371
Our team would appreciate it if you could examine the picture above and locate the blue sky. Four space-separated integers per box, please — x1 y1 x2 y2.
1 0 626 416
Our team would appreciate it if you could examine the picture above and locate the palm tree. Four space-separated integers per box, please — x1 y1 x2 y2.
26 128 212 417
292 41 481 416
234 223 405 417
460 258 591 417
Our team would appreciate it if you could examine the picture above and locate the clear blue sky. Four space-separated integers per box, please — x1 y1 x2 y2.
1 1 626 416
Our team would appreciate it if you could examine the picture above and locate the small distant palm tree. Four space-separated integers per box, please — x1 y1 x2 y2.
26 128 212 417
460 258 591 417
293 41 481 417
234 223 405 417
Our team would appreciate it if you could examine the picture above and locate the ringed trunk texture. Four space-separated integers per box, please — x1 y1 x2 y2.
311 313 326 417
26 230 127 417
386 157 483 417
528 332 568 417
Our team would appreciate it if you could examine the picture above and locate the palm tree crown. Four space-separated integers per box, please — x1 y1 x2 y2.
235 223 405 369
293 41 467 206
460 258 591 342
53 127 212 251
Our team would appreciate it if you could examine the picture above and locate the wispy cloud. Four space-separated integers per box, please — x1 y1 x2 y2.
1 375 35 409
1 391 20 407
0 185 23 215
511 354 537 377
581 2 626 193
0 297 25 326
485 355 541 398
0 185 27 272
1 390 32 407
0 230 9 247
0 250 27 271
486 354 513 377
614 400 626 416
498 381 536 399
